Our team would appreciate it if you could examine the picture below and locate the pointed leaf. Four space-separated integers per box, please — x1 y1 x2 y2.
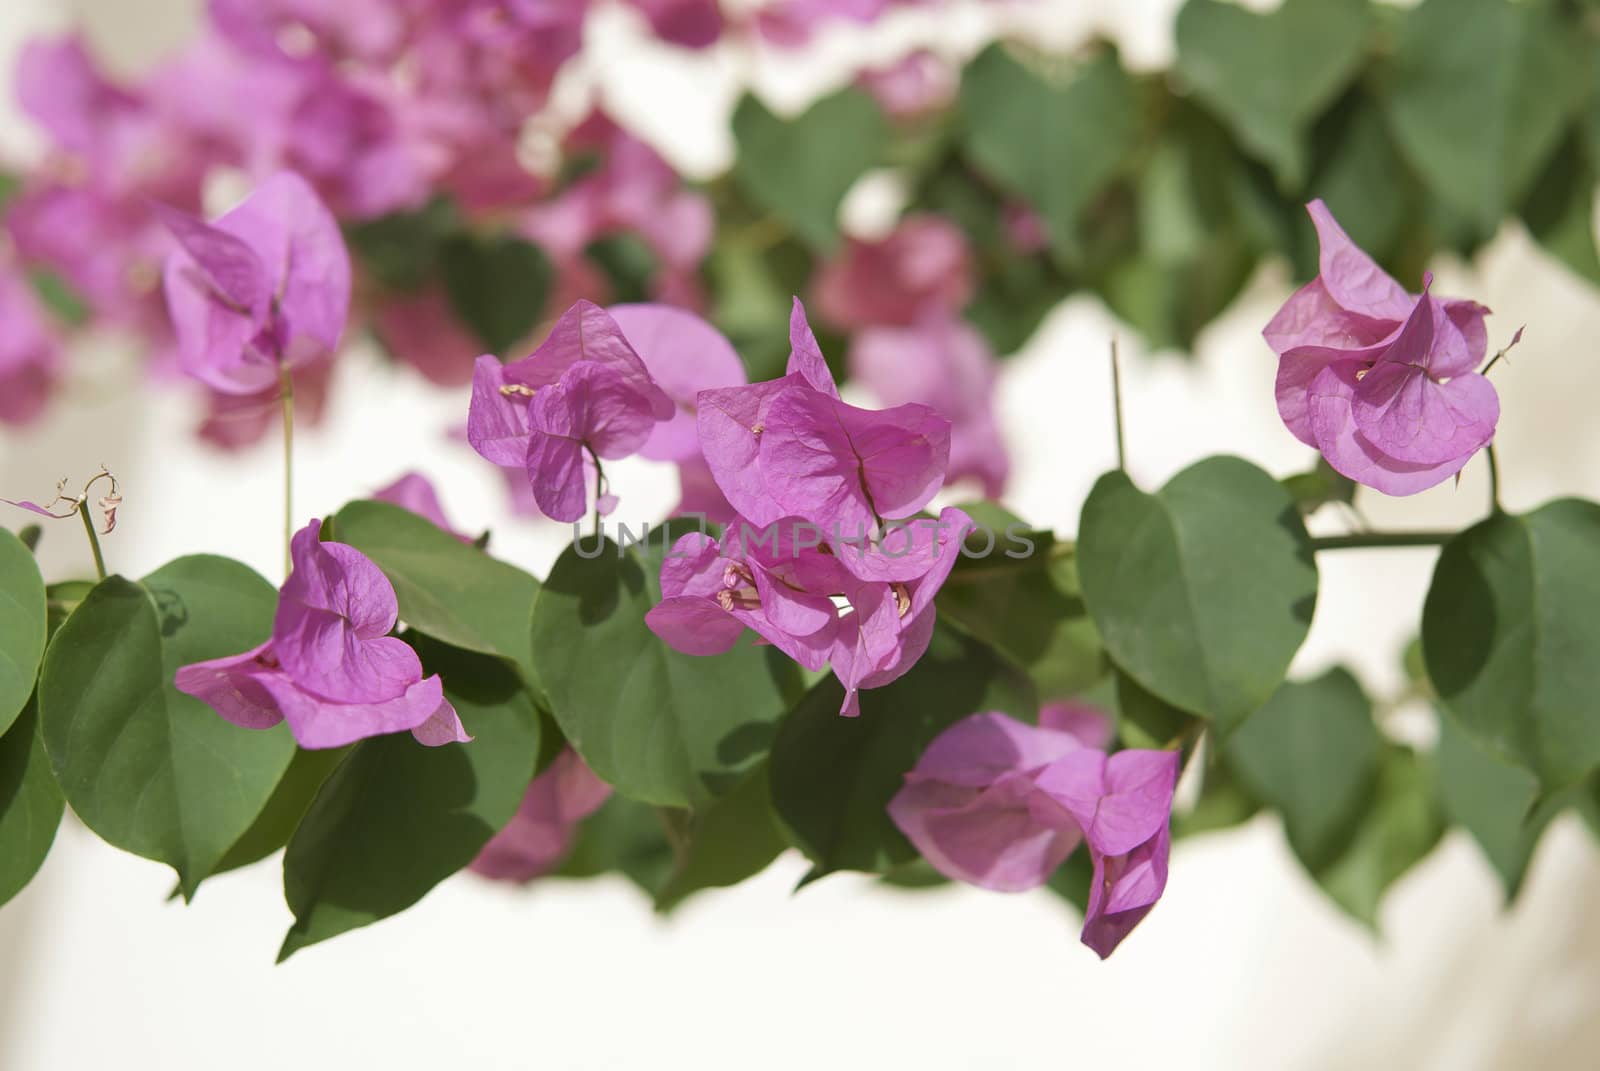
0 526 46 737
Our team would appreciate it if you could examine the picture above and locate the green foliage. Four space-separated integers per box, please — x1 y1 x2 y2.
279 640 542 960
1226 669 1381 871
768 625 1035 877
731 88 887 251
1174 0 1373 189
0 526 47 736
37 558 294 899
1434 716 1556 900
654 762 789 912
960 44 1140 266
1312 746 1444 929
1423 500 1600 793
0 701 64 907
439 232 553 354
1382 0 1588 235
345 197 459 291
531 532 800 808
1078 458 1318 734
935 533 1105 699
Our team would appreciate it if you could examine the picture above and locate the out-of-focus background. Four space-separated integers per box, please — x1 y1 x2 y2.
3 1 1600 1068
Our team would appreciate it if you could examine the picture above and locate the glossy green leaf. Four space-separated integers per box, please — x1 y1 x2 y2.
960 44 1139 265
655 762 788 912
0 526 47 736
936 534 1105 699
331 500 542 690
279 639 542 960
731 88 886 251
531 534 798 808
1077 458 1318 734
439 232 552 354
1174 0 1372 189
1226 668 1381 871
1313 746 1444 929
0 701 64 907
769 625 1036 876
37 558 293 899
1423 500 1600 791
212 746 349 877
1383 0 1587 232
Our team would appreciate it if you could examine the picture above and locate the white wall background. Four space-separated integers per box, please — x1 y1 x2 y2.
3 2 1600 1068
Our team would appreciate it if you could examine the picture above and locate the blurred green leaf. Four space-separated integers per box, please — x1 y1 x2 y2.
1520 130 1600 286
345 197 459 291
731 88 887 251
1174 0 1373 189
1435 715 1556 900
960 44 1140 266
1314 746 1444 929
1226 668 1381 871
1383 0 1587 233
585 233 659 304
439 233 552 354
654 762 788 912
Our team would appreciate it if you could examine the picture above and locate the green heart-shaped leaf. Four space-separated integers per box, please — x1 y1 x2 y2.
531 533 799 808
37 556 293 898
1383 0 1587 232
1077 457 1318 734
0 700 63 907
1423 499 1600 792
1226 668 1381 871
1175 0 1372 188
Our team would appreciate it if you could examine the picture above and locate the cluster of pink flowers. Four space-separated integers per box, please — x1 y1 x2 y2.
890 703 1178 958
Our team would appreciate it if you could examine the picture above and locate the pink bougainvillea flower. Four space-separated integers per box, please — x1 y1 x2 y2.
646 519 844 671
175 520 468 749
696 299 842 525
373 472 471 543
470 748 613 881
159 171 351 395
1266 200 1493 470
1035 747 1179 958
607 303 748 463
887 706 1107 891
758 386 951 538
0 268 62 426
813 215 973 331
467 301 675 522
624 0 725 48
195 359 333 451
1300 276 1501 496
698 298 948 537
858 50 955 120
828 507 970 716
851 314 1010 498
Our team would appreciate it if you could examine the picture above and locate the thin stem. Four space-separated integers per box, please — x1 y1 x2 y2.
1485 444 1502 514
1309 531 1454 551
1110 339 1127 472
588 447 604 541
77 499 107 581
279 365 294 578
